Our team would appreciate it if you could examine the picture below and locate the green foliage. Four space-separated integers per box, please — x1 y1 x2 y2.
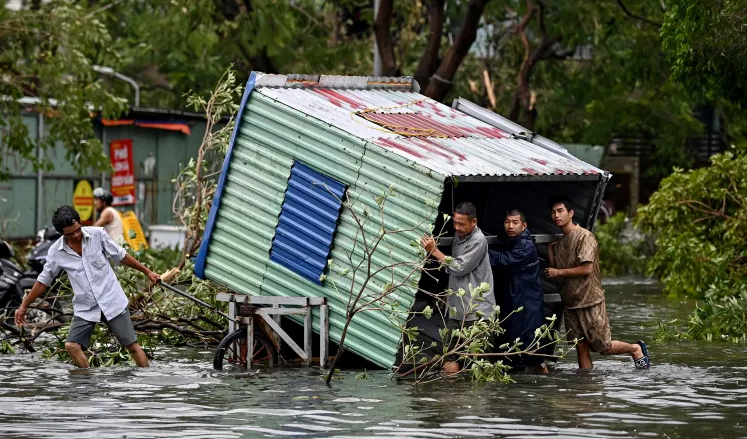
172 66 243 257
662 0 747 108
95 0 371 109
2 0 718 182
655 292 747 343
660 0 747 153
453 0 702 176
640 151 747 342
1 246 229 366
595 213 654 277
398 282 566 383
637 152 747 299
0 1 127 178
0 339 15 355
468 359 514 383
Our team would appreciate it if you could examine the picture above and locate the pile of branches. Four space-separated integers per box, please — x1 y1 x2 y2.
1 67 243 363
0 248 230 363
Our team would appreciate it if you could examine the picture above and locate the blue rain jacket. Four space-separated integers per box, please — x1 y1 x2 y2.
489 228 545 365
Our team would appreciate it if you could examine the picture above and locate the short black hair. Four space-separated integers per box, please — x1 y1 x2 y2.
52 205 81 234
548 195 574 212
454 202 477 220
99 194 113 206
505 209 526 223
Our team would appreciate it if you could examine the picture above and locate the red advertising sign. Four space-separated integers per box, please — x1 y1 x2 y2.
109 139 136 206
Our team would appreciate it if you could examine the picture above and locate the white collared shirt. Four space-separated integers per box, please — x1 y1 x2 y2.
37 227 129 322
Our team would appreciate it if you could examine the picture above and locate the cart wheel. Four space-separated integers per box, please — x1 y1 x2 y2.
213 328 278 370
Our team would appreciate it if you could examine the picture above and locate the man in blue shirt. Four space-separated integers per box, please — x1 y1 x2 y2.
489 209 546 372
15 205 160 368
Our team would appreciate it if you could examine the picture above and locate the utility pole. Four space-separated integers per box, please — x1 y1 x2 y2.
373 0 382 76
93 65 140 107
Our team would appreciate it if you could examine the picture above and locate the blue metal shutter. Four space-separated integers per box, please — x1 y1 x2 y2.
270 162 346 284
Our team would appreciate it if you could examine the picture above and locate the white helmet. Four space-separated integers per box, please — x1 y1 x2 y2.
93 187 113 204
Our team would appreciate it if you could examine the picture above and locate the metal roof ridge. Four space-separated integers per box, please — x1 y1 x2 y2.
452 97 604 171
254 72 420 92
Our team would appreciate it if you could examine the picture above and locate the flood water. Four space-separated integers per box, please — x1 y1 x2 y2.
1 281 746 438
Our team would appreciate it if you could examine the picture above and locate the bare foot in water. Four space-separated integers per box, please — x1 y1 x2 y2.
525 363 549 375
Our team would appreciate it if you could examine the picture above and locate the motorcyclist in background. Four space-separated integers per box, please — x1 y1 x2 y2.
93 188 125 244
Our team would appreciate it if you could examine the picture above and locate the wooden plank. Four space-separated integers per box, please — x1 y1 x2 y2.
255 308 308 316
215 294 324 306
245 317 254 370
272 304 281 348
304 305 312 366
258 312 307 360
228 301 236 337
216 292 236 303
319 304 329 368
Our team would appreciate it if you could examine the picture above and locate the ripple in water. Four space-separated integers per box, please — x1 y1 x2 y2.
0 285 745 438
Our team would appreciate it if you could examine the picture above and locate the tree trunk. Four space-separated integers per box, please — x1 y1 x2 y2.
325 313 354 384
414 0 445 88
424 0 490 102
508 1 553 130
374 0 400 76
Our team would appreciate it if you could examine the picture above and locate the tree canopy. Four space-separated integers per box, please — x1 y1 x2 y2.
0 1 127 177
2 0 742 177
662 0 747 107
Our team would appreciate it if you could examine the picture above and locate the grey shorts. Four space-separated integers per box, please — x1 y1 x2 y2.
67 309 138 350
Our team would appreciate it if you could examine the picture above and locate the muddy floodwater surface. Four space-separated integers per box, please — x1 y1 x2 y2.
1 281 746 438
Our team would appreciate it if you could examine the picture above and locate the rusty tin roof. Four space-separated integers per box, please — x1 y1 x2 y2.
253 73 603 182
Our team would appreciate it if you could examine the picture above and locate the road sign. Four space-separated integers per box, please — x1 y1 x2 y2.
73 180 94 223
110 139 136 206
119 210 148 251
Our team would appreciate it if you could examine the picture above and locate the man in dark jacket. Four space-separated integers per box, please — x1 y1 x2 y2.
489 209 546 372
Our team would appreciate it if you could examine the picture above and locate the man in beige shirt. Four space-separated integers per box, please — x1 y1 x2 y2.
545 195 650 370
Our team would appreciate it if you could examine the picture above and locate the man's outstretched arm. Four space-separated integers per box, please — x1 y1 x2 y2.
489 239 534 268
15 281 49 326
99 228 159 284
121 254 160 284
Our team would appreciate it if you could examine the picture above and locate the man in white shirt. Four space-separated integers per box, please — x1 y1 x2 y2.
93 187 125 243
15 205 160 368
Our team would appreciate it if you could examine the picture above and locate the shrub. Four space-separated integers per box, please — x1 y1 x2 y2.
596 212 654 277
639 151 747 342
637 151 747 299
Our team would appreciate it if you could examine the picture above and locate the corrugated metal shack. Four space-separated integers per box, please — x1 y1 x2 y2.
0 108 210 239
195 73 609 369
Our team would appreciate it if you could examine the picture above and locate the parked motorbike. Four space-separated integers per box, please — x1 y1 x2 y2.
0 228 70 325
0 241 25 320
26 227 61 278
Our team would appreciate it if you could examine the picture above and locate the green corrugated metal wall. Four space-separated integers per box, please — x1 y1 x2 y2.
0 113 39 238
202 91 445 368
0 112 206 238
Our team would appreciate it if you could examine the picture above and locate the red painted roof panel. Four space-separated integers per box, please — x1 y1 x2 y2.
255 78 603 180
